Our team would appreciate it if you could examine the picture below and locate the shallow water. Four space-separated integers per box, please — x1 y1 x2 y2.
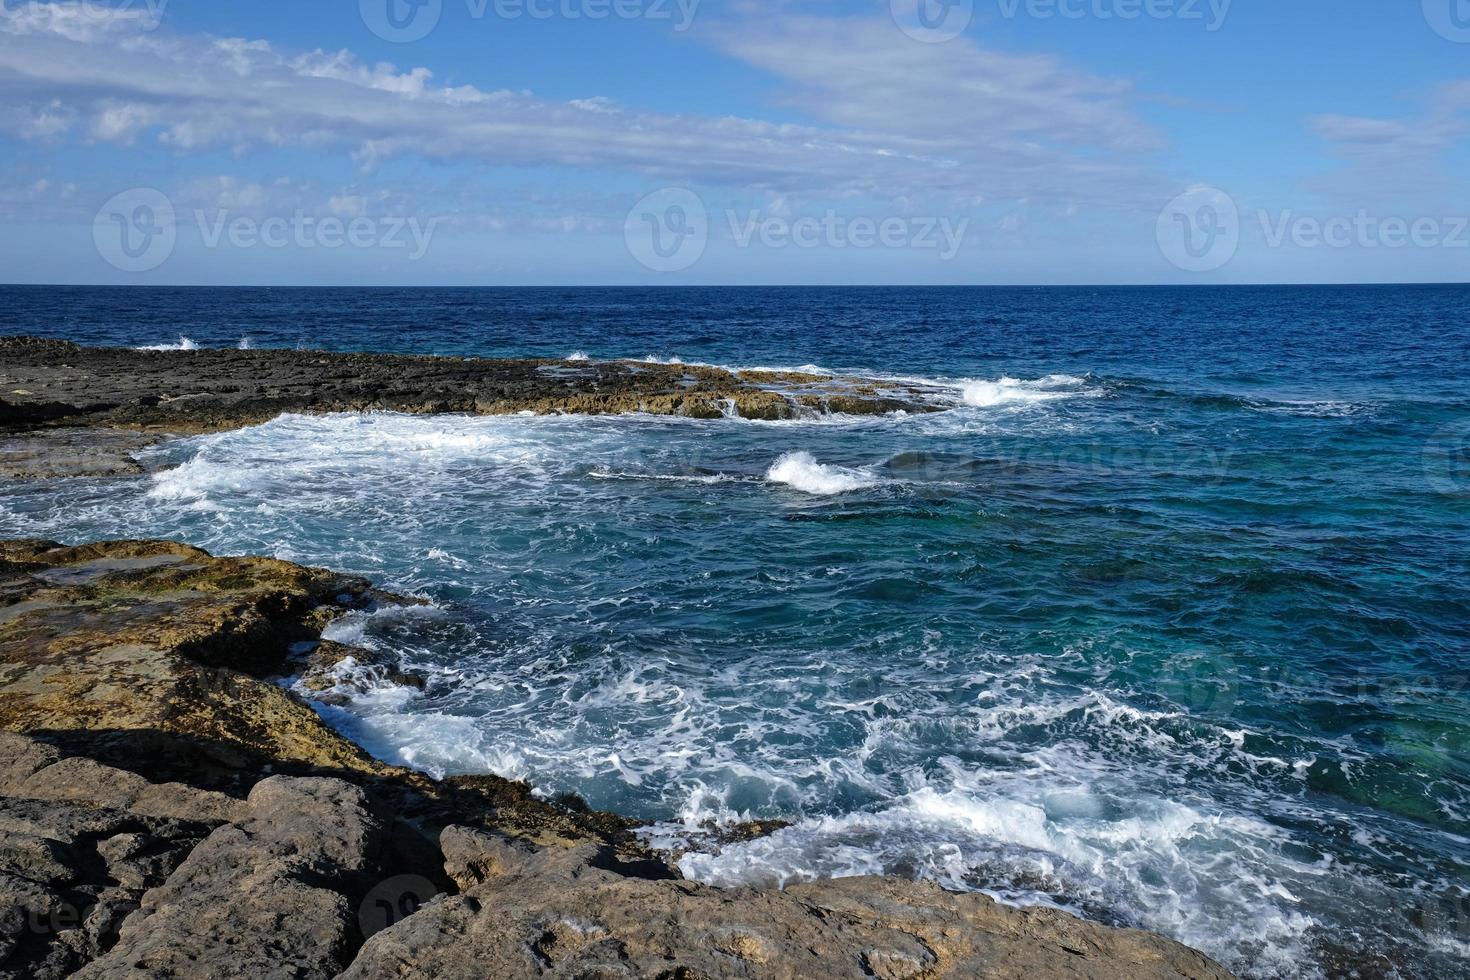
3 285 1468 978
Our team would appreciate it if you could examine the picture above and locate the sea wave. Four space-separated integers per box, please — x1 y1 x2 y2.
766 452 879 495
668 782 1320 979
134 336 200 351
960 375 1089 408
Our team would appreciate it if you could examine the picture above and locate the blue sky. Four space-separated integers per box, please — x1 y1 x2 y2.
2 0 1468 285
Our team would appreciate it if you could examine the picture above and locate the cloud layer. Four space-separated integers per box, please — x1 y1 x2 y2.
0 2 1165 213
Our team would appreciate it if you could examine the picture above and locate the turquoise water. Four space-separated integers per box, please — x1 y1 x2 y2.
2 285 1468 978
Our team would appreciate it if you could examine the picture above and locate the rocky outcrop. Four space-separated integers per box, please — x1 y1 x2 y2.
0 539 646 847
345 830 1231 980
0 736 223 979
0 337 937 441
0 539 1237 979
73 777 388 980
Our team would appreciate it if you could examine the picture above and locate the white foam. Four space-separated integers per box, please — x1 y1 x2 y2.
313 696 527 781
636 355 836 377
587 470 744 486
566 351 590 361
237 337 254 350
766 452 878 495
961 375 1085 408
1248 399 1374 419
671 779 1320 977
135 336 199 352
12 400 1440 979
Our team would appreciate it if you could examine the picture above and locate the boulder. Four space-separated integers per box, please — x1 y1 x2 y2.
74 776 388 980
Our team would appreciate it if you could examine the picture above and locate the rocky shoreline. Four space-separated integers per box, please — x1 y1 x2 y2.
0 338 1235 977
0 337 941 479
0 538 1237 979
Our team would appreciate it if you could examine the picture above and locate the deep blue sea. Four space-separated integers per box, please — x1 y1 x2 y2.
2 285 1468 979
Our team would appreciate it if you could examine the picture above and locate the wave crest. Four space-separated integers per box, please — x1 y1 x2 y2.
766 452 878 495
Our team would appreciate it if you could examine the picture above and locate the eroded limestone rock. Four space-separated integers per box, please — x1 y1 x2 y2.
344 832 1234 980
73 776 387 980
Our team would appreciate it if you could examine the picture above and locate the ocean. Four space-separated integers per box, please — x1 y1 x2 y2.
2 284 1467 979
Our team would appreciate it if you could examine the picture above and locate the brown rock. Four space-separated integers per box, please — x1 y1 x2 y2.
342 843 1234 980
74 776 388 980
0 338 938 453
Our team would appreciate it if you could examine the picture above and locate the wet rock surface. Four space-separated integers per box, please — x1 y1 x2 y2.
0 429 156 480
0 540 1236 978
0 337 937 446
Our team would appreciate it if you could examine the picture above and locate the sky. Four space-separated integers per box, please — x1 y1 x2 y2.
1 0 1468 285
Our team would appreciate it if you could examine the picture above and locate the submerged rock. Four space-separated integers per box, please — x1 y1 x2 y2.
0 429 155 480
0 539 1236 978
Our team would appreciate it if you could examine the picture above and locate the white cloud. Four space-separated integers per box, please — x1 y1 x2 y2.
0 1 1165 212
709 15 1157 152
1306 83 1470 209
91 102 154 142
